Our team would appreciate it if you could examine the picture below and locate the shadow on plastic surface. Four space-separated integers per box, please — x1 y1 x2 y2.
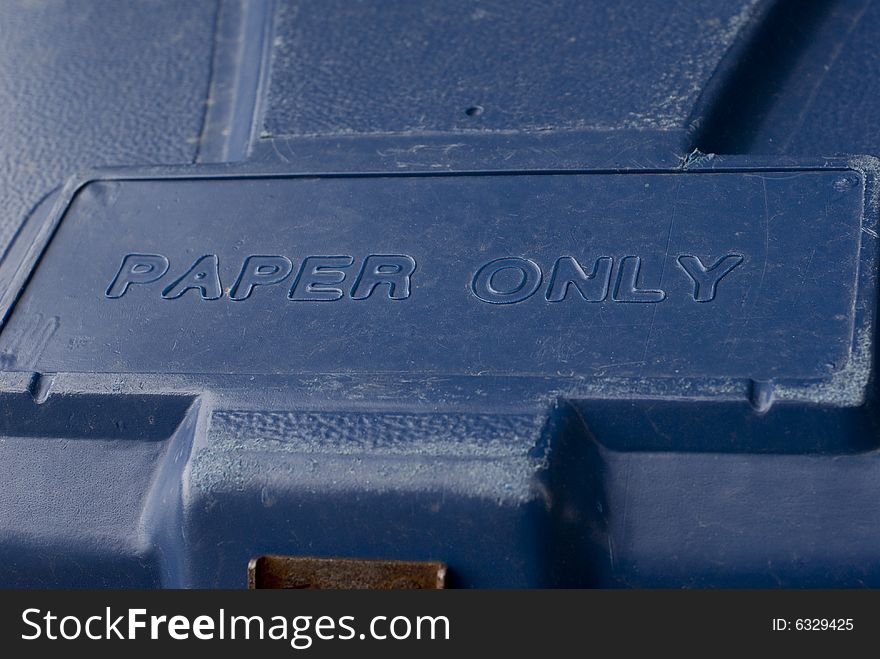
0 392 201 587
691 0 838 153
568 398 880 455
0 389 195 440
540 392 880 587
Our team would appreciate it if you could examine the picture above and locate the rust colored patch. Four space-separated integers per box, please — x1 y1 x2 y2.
248 555 447 589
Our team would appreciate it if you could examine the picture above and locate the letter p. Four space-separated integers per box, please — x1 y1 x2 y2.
106 254 169 298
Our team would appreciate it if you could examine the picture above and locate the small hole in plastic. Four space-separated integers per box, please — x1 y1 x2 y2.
465 105 484 117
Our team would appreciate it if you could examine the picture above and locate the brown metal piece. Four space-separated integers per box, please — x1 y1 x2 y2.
247 555 447 589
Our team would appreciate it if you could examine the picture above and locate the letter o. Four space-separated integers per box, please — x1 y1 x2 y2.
59 616 82 640
389 616 412 640
471 257 542 304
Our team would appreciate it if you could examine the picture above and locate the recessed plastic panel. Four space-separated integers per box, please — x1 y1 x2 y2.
0 169 863 380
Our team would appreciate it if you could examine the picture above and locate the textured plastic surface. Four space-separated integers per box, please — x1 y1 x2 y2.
1 0 880 588
263 0 759 136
